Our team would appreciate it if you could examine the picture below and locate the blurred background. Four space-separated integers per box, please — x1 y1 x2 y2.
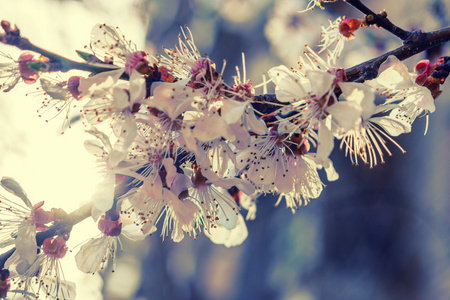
1 0 450 299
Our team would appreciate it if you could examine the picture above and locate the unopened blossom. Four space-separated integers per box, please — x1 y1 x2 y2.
318 17 359 63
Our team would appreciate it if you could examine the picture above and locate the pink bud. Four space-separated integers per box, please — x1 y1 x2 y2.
31 201 53 232
339 18 362 39
43 236 68 259
98 211 122 237
18 53 39 84
67 76 82 100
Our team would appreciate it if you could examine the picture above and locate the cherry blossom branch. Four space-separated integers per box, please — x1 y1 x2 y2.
0 21 118 74
254 25 450 113
346 26 450 82
344 0 411 40
0 202 94 268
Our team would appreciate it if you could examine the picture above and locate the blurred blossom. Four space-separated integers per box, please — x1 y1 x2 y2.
265 0 327 64
193 0 221 15
104 255 142 299
189 17 218 52
219 0 270 24
376 0 448 31
147 0 179 37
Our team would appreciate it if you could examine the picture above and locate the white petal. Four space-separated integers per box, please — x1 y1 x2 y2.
246 109 267 135
75 236 109 274
129 70 146 103
268 65 307 102
205 213 248 247
221 100 247 124
92 172 115 214
193 114 234 142
327 101 362 131
339 82 375 120
79 68 124 97
307 70 335 98
85 127 113 151
369 55 413 90
371 116 411 136
40 79 69 100
15 224 38 265
109 113 137 167
0 176 32 208
315 121 335 162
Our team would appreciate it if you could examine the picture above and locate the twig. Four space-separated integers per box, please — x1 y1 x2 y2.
252 25 450 113
344 0 411 40
346 26 450 81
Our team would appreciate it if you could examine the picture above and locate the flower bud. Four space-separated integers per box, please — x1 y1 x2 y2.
18 53 40 84
339 18 362 39
68 76 82 100
98 210 122 237
31 201 53 231
43 236 68 258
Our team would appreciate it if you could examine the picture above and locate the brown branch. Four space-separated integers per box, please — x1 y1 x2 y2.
344 0 411 40
253 26 450 113
0 20 119 75
346 26 450 82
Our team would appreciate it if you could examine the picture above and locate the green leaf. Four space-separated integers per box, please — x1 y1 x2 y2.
76 50 102 63
26 61 48 72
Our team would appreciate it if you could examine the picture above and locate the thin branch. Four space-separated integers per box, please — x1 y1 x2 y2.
346 26 450 82
0 21 118 74
344 0 411 40
253 26 450 113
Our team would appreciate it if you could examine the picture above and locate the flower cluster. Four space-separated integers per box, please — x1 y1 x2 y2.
0 2 448 297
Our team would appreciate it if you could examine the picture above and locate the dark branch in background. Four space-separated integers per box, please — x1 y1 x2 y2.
346 26 450 82
254 26 450 114
344 0 411 40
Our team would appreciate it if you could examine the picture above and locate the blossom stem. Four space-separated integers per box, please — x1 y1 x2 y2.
67 202 95 225
0 25 119 74
344 0 411 40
